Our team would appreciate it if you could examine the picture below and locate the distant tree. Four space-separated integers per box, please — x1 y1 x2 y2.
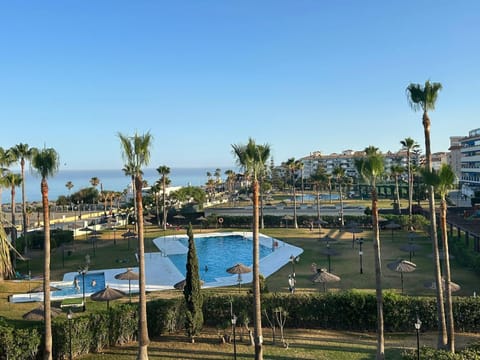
406 80 446 348
332 166 346 226
9 143 36 254
31 147 60 360
400 137 420 220
285 158 300 229
170 186 206 207
156 165 170 230
65 181 74 206
183 224 203 343
3 172 22 267
390 163 404 215
310 165 328 227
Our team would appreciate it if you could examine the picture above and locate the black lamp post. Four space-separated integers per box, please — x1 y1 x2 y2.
231 314 237 360
78 266 87 312
289 255 299 278
67 310 73 360
357 238 364 274
415 315 422 360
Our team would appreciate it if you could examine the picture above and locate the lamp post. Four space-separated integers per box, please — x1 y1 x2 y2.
289 255 299 278
414 315 422 360
78 266 87 312
231 314 237 360
67 310 73 360
357 238 364 274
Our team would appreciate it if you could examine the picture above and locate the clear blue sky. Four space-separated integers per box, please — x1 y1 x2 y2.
1 1 479 171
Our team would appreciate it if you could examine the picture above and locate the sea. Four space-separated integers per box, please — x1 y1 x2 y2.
3 167 217 204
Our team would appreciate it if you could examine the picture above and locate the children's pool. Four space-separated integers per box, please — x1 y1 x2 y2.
51 272 106 299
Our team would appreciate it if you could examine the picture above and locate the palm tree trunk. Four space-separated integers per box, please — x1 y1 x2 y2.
42 179 52 360
407 152 413 220
260 178 265 229
395 177 401 215
252 179 263 360
135 176 150 360
372 185 384 360
162 178 167 231
339 185 344 227
441 200 455 352
424 111 447 348
21 160 28 254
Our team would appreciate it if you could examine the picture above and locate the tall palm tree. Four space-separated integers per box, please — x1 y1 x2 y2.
400 137 420 220
31 147 59 360
65 181 74 211
390 163 404 215
9 143 35 254
355 146 385 359
258 152 271 230
332 166 346 227
224 169 236 205
156 165 170 231
423 164 457 352
0 147 14 212
232 138 270 360
3 172 22 268
406 80 447 348
285 158 299 229
298 161 305 204
118 131 153 360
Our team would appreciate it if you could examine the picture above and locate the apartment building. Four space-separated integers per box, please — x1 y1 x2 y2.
459 128 480 197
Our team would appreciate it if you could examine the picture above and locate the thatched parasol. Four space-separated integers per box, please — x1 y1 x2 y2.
173 278 205 290
424 278 461 292
312 269 341 292
345 225 363 249
400 243 422 261
23 305 62 321
387 259 416 294
226 263 252 290
318 235 337 244
384 222 401 240
29 285 60 293
320 247 340 272
282 214 293 228
114 268 139 302
90 286 126 309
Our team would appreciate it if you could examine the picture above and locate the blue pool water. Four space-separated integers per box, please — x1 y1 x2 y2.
295 194 340 201
53 272 106 297
169 235 272 283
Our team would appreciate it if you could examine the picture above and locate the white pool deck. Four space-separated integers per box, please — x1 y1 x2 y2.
10 232 302 303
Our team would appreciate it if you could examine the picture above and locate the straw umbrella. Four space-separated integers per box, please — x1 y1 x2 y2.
226 263 252 290
282 214 293 228
79 226 93 241
345 225 363 249
320 247 340 273
121 230 137 250
400 243 422 261
23 305 62 321
384 222 401 241
90 286 126 309
173 278 205 290
114 268 139 302
424 278 461 292
387 259 416 294
312 268 340 292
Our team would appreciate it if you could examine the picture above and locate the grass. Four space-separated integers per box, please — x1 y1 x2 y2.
3 206 480 359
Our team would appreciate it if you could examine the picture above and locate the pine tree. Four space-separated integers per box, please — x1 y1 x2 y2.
183 223 203 343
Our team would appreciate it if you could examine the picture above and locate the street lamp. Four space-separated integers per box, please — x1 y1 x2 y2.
78 266 88 312
357 238 364 274
414 315 422 360
67 310 73 360
231 314 237 360
289 255 300 278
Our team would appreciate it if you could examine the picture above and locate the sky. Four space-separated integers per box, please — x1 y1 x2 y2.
1 1 479 171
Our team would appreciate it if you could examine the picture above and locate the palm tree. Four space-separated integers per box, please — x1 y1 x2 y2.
224 169 236 205
65 181 74 211
156 165 170 231
3 172 22 268
406 80 447 348
400 137 420 220
258 153 271 230
332 166 346 227
298 161 305 204
232 138 270 360
285 158 299 229
118 131 153 360
423 164 457 352
0 146 14 212
9 143 36 254
390 163 404 215
355 146 385 359
31 147 60 360
310 165 328 228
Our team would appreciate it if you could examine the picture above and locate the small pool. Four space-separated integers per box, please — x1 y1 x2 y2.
52 272 106 298
169 235 272 283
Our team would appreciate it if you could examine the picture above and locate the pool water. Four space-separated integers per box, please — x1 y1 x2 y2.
53 272 106 297
295 193 340 201
169 235 272 283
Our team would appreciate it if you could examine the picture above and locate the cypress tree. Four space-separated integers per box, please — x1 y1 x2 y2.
183 223 203 342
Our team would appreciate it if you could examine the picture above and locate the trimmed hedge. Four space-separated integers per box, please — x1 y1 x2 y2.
2 291 480 359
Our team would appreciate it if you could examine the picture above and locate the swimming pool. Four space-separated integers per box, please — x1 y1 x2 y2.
169 234 272 282
51 272 106 299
